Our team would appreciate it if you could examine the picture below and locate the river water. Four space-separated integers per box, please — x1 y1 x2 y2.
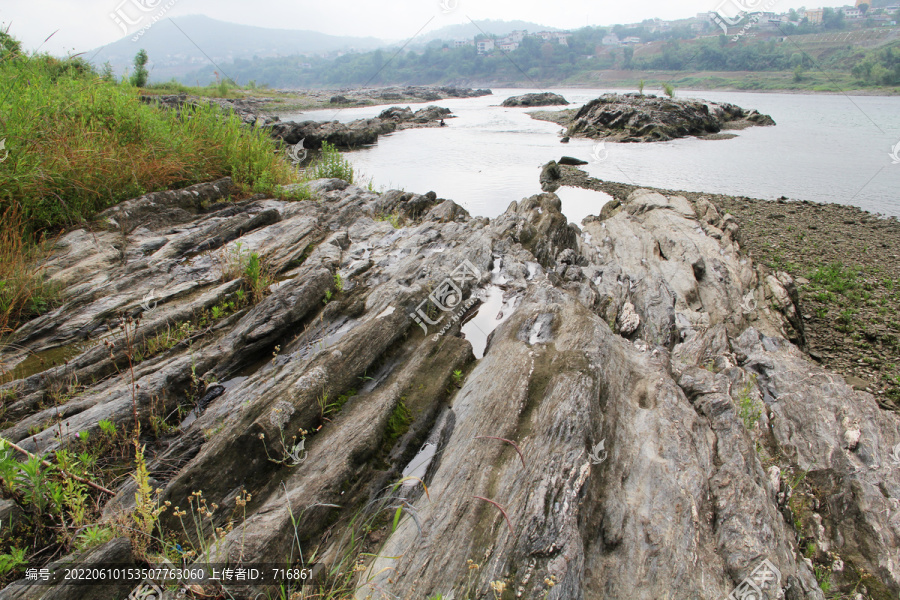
277 88 900 223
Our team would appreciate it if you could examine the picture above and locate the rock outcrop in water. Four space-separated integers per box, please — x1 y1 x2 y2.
535 93 775 143
268 104 453 149
1 177 898 600
501 92 569 107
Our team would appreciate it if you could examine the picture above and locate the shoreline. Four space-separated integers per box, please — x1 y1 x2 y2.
558 165 900 408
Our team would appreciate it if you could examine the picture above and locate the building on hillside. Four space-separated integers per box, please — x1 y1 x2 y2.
555 32 572 45
622 36 642 44
648 19 673 33
506 30 527 43
841 6 863 18
453 40 473 48
806 8 825 23
476 38 495 54
498 41 519 52
602 34 621 45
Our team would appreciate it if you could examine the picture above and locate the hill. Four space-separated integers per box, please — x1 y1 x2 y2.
413 19 558 45
87 15 384 82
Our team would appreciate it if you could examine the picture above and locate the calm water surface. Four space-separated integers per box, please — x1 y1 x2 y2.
278 88 900 222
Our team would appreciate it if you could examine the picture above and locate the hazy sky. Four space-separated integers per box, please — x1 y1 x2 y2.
2 0 852 56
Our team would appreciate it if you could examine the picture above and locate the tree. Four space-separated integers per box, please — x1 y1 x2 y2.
130 49 149 87
623 46 634 69
858 3 869 15
101 61 115 83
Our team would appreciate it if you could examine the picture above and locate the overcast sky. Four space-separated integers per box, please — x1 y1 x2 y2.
2 0 852 56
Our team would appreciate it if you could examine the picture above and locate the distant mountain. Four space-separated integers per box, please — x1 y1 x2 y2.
412 20 558 45
86 15 385 83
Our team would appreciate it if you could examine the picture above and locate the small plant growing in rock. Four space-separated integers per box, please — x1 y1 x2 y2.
662 82 675 98
638 80 645 95
333 272 344 292
737 375 762 430
306 141 354 183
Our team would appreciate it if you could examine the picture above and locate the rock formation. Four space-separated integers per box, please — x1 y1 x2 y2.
534 93 776 143
1 177 897 600
501 92 570 107
269 105 453 149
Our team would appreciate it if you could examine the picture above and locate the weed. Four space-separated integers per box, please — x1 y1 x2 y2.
219 243 273 303
810 262 859 295
333 272 344 293
814 565 832 592
737 375 763 431
0 46 297 233
306 141 354 183
0 205 60 333
75 526 115 552
375 212 402 229
384 400 412 445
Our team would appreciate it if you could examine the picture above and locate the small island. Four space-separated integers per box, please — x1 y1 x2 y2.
531 92 775 142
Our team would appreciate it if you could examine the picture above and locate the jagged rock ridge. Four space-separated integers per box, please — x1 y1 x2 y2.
0 179 897 600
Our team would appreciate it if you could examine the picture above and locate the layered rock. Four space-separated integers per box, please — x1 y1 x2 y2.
268 105 453 149
1 178 897 600
539 93 775 142
501 92 569 107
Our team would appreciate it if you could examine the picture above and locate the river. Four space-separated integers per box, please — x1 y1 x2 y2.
277 88 900 223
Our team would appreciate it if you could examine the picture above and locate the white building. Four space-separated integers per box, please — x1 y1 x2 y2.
602 34 621 45
506 30 527 43
476 38 495 54
499 41 519 52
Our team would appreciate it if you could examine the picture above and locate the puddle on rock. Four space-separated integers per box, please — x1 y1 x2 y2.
554 187 616 226
460 286 517 359
401 442 437 488
2 342 97 383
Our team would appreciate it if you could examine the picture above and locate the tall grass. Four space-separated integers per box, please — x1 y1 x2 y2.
0 206 58 336
0 48 296 233
0 36 298 334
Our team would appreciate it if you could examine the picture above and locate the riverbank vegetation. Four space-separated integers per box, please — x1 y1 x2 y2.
0 33 318 335
179 23 900 92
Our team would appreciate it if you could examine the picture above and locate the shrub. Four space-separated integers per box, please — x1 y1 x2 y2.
307 141 354 183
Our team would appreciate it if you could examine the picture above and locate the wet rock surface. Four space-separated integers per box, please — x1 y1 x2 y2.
1 175 898 600
531 93 775 142
501 92 569 107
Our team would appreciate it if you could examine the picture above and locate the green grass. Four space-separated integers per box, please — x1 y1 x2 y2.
0 46 297 234
142 78 265 99
809 262 860 295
